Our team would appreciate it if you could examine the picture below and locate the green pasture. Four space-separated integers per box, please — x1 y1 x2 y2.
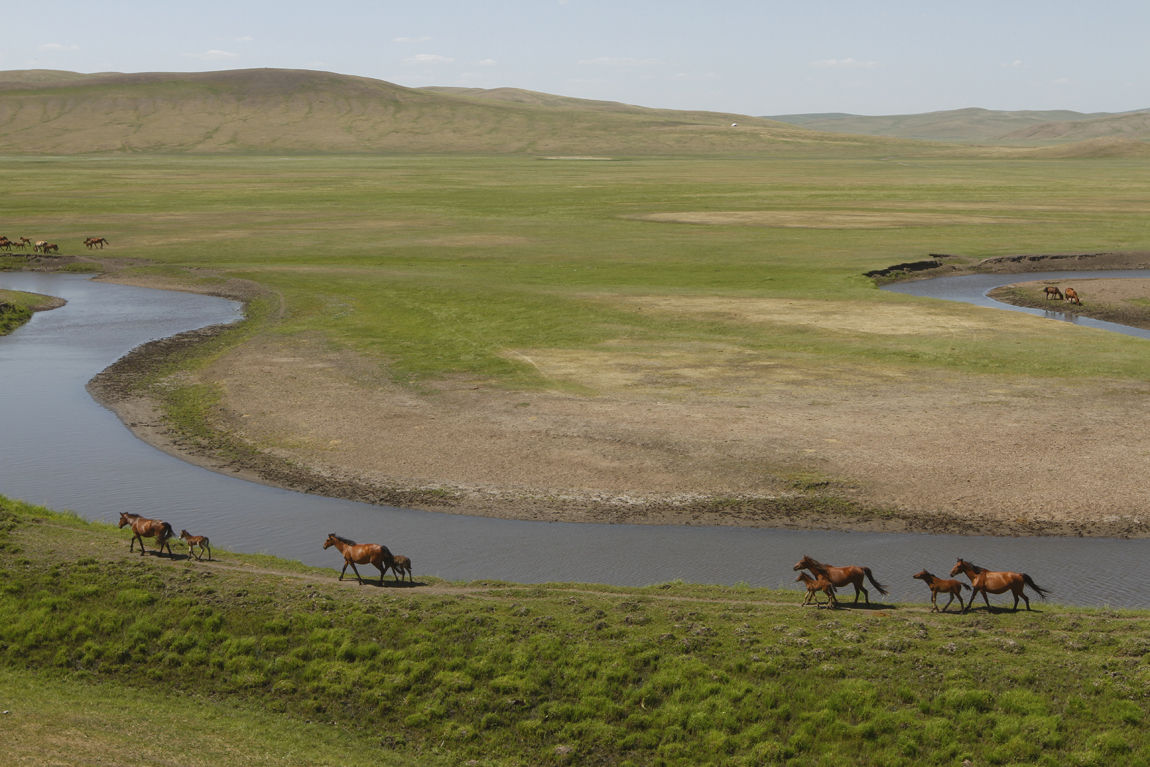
1 496 1146 766
3 152 1150 388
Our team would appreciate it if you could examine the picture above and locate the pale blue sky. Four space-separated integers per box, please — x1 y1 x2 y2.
5 1 1148 116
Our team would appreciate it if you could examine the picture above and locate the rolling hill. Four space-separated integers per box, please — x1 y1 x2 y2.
768 106 1150 145
0 68 885 156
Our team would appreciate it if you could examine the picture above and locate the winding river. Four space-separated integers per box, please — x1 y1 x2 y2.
3 271 1150 607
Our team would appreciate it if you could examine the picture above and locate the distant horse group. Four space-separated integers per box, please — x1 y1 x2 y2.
1044 284 1081 305
0 235 110 255
794 554 1049 613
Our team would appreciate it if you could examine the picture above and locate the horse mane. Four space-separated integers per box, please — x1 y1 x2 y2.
960 559 986 574
328 533 356 545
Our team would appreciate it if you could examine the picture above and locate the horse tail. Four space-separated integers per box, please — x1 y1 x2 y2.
863 567 889 596
960 582 971 591
1022 574 1050 600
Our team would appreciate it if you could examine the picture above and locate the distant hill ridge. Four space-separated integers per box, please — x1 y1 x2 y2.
0 67 860 156
768 106 1150 144
0 68 1146 155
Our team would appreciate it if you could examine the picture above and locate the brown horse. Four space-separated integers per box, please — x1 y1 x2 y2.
950 558 1051 613
118 512 174 556
793 554 888 604
179 529 212 561
323 533 395 585
1043 286 1063 301
389 554 413 582
1063 287 1081 305
84 237 109 249
795 571 838 607
912 569 970 613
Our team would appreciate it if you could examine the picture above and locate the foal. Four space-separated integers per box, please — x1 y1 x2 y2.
912 569 969 613
796 572 838 608
179 529 212 561
389 554 413 583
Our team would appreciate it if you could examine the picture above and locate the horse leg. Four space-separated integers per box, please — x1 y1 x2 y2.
338 562 349 581
942 593 956 613
205 542 212 561
134 533 145 555
1018 587 1031 611
348 561 365 584
375 563 387 586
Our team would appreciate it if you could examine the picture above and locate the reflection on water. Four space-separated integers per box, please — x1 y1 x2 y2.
1 272 1149 607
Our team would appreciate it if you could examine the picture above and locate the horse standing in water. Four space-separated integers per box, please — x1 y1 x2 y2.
118 512 175 556
793 554 888 604
323 533 395 585
912 569 970 613
950 558 1051 613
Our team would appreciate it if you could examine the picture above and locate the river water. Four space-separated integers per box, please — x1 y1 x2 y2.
2 271 1149 607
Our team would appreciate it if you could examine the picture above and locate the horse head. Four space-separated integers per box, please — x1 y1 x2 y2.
793 554 816 571
912 569 931 581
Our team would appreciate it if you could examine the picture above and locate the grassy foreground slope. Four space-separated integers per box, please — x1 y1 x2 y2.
1 495 1147 766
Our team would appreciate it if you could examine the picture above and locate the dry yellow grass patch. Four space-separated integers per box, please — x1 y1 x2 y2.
616 295 1001 336
632 210 1026 228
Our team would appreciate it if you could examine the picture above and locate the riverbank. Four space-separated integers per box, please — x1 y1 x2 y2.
3 495 1147 766
0 288 65 334
74 256 1150 539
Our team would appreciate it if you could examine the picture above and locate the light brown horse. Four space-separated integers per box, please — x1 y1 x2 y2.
1043 286 1063 301
323 533 395 585
389 554 413 583
84 237 109 249
949 558 1051 613
793 554 888 604
118 512 174 556
912 569 970 613
179 529 212 561
795 571 838 607
1063 287 1081 305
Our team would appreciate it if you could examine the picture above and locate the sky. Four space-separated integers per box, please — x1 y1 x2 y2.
5 1 1149 116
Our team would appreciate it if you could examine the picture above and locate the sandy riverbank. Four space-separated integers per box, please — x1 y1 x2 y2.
79 256 1150 539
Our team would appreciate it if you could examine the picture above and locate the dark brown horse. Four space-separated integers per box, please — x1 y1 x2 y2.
795 571 838 607
1063 287 1081 305
179 529 212 561
388 554 413 583
118 512 174 556
1043 286 1063 301
793 554 888 604
950 558 1051 612
323 533 395 585
912 569 970 613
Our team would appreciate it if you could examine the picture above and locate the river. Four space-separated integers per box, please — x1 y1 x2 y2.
2 271 1148 607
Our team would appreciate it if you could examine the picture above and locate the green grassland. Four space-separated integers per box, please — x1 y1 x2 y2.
5 152 1150 389
1 495 1146 766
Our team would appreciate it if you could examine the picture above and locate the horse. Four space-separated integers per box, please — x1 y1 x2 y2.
1063 287 1081 305
795 571 838 607
84 237 108 249
323 533 395 585
33 241 47 253
949 558 1051 613
179 529 212 561
41 243 59 254
389 554 413 582
0 238 11 251
118 511 175 556
793 554 888 604
15 237 31 249
912 569 970 613
1043 286 1063 301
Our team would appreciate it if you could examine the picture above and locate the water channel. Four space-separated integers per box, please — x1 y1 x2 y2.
2 271 1149 607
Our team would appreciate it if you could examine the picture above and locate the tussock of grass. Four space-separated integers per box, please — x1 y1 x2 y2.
1 495 1147 766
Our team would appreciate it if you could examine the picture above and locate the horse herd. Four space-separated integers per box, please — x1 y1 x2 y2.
116 511 414 584
793 554 1050 613
115 512 1048 613
1043 284 1082 305
0 235 108 253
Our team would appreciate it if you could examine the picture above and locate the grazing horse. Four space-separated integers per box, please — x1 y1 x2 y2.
389 554 413 582
84 237 109 249
41 243 59 254
950 558 1051 613
179 529 212 561
323 533 395 585
1043 286 1063 301
793 554 888 604
795 571 838 607
912 569 970 613
118 512 175 556
33 241 48 253
1063 287 1081 305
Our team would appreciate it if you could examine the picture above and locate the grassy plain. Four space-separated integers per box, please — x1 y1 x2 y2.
2 495 1148 766
4 152 1150 384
